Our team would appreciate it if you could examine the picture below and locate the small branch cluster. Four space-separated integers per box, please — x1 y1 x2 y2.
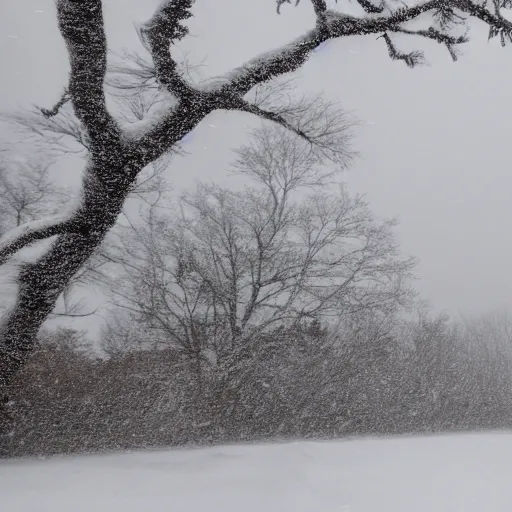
379 33 427 68
277 0 512 65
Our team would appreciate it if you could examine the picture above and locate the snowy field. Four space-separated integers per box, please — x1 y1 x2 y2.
2 433 512 512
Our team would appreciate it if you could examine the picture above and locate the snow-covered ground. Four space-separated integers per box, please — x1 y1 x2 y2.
2 433 512 512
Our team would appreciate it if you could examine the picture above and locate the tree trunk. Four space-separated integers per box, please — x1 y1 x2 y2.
0 158 137 395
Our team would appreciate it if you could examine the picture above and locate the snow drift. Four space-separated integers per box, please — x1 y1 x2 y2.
2 432 512 512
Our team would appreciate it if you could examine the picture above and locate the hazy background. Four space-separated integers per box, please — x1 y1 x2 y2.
1 0 511 320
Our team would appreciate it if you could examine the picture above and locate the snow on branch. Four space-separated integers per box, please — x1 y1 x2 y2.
212 5 440 96
0 216 79 266
222 0 511 99
56 0 121 151
138 0 196 99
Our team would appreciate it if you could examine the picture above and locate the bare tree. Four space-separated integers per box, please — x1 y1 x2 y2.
99 124 415 385
0 0 511 390
0 156 68 237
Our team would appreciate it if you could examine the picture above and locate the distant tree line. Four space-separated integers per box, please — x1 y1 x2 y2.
3 308 512 457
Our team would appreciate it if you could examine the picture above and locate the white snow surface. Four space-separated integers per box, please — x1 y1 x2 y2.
2 433 512 511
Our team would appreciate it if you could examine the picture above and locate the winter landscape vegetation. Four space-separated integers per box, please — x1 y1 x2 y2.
2 1 512 510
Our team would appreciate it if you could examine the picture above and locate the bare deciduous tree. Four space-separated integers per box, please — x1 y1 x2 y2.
0 157 68 237
99 124 415 387
0 0 511 390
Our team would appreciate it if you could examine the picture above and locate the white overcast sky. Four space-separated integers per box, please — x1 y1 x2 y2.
1 0 512 319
